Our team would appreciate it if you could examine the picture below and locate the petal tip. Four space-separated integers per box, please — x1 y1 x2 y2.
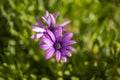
30 36 35 39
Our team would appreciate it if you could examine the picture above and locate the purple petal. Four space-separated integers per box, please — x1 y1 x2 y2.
53 27 62 39
36 17 45 28
56 50 61 62
61 49 72 57
42 17 47 23
61 55 67 62
62 32 73 41
62 40 76 47
46 47 55 60
46 30 55 42
30 33 43 39
53 12 59 19
43 32 51 40
47 16 51 26
56 20 70 27
45 11 49 18
60 50 67 62
66 46 75 51
50 14 56 25
39 37 45 44
42 37 53 46
40 44 50 50
31 25 45 32
42 17 50 27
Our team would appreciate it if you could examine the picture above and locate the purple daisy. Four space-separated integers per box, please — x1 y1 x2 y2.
30 11 59 39
42 11 70 32
30 11 70 39
40 30 76 62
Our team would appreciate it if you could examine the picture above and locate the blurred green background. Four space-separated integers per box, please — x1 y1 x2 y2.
0 0 120 80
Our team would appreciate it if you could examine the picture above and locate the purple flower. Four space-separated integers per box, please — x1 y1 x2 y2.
42 11 70 32
30 11 70 39
30 10 76 63
40 30 76 62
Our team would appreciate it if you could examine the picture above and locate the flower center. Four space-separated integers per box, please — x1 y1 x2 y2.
54 42 62 50
49 26 54 31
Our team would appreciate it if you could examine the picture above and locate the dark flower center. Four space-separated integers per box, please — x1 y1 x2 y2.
54 42 62 50
49 26 54 31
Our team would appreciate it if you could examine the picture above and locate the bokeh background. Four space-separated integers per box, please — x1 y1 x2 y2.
0 0 120 80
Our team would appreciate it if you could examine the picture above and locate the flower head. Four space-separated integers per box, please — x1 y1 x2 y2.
40 30 76 62
42 11 71 32
31 11 70 39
